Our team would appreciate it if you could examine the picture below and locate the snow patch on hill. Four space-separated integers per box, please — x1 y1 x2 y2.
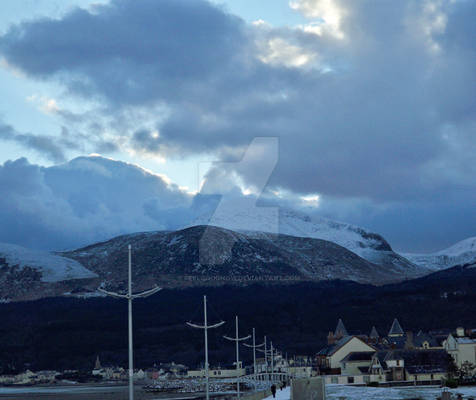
0 243 97 282
185 202 423 275
188 204 386 254
403 237 476 270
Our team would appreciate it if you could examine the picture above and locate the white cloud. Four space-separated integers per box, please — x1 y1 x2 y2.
289 0 346 39
27 94 60 114
301 194 320 207
258 37 316 67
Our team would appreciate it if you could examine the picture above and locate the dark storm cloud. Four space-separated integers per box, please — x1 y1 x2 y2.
132 129 161 153
0 0 248 105
0 0 474 249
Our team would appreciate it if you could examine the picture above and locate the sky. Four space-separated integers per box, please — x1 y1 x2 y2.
0 0 475 253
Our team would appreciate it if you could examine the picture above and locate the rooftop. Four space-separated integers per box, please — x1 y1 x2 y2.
385 349 449 373
341 351 376 362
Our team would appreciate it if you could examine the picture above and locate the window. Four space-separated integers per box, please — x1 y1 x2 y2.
396 360 400 366
347 376 354 384
364 376 370 383
331 377 338 384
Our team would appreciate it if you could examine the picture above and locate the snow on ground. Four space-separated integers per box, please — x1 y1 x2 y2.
404 237 476 270
0 242 98 282
263 385 476 400
440 237 476 257
326 385 476 399
263 386 290 400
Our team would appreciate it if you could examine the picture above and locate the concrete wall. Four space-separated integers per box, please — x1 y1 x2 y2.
291 377 326 400
406 372 446 382
288 366 312 378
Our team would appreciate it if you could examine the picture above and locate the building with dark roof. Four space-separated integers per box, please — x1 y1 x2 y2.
317 336 376 371
384 349 449 382
317 319 469 386
414 331 444 349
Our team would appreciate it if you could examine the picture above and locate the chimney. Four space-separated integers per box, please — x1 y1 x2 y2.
404 331 414 349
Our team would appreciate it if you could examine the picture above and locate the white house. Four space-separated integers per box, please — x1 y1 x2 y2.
444 331 476 368
317 336 377 370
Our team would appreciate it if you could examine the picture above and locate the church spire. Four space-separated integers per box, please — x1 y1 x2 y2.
388 318 404 337
94 355 101 370
370 326 379 339
334 319 348 338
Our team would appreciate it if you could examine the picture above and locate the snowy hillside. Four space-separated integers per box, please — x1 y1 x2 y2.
186 201 424 277
0 243 97 282
403 237 476 270
63 225 423 287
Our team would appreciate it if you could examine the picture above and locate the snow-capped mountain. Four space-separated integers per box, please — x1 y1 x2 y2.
0 223 434 301
185 200 422 277
403 237 476 270
63 225 426 291
0 242 97 282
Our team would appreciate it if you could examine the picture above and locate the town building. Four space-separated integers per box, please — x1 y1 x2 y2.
444 329 476 368
317 335 377 371
318 318 459 386
187 362 246 378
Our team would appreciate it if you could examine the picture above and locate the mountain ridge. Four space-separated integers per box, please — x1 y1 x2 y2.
186 203 419 275
402 237 476 271
0 224 433 301
63 225 407 290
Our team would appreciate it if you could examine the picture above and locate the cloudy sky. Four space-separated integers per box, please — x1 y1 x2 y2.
0 0 475 253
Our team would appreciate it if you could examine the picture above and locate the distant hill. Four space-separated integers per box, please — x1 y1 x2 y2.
62 225 429 292
403 237 476 270
0 224 434 301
